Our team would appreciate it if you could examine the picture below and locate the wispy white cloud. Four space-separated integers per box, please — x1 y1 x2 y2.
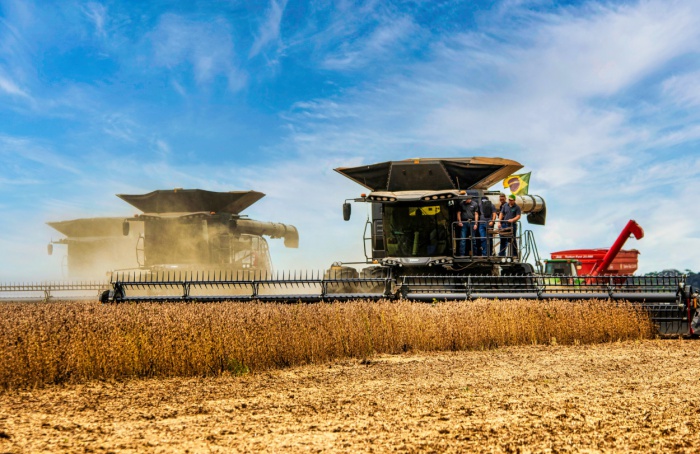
662 70 700 109
102 113 138 142
150 13 245 89
82 2 107 38
0 134 80 175
249 0 287 59
171 79 187 97
498 0 700 98
321 15 418 70
0 73 30 98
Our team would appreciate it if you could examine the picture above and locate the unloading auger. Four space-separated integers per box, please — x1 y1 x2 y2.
105 158 698 336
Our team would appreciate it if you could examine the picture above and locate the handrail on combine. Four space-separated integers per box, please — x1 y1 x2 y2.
521 230 543 273
451 220 521 259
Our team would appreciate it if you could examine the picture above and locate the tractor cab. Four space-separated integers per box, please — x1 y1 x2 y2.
543 258 581 276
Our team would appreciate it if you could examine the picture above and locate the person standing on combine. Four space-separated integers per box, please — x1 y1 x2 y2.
497 193 507 213
499 194 521 257
479 195 497 256
457 194 479 256
495 192 507 253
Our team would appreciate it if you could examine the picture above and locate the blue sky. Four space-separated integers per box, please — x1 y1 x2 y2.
1 0 699 279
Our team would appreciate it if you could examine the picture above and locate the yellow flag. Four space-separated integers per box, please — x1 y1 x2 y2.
503 172 531 195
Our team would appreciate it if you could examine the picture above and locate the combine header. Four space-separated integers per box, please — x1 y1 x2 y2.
104 157 699 336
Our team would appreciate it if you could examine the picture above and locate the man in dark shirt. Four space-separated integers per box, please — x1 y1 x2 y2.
497 193 507 212
457 194 479 256
499 194 521 257
478 196 496 256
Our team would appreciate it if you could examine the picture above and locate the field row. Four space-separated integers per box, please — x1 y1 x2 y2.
0 299 653 389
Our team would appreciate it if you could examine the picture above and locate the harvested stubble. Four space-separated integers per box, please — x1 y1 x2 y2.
0 299 653 389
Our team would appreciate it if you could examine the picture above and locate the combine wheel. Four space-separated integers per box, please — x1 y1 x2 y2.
359 266 392 296
500 263 537 291
99 285 125 304
500 263 534 276
323 265 359 295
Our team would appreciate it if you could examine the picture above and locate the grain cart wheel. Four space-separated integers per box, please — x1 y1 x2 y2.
323 264 359 296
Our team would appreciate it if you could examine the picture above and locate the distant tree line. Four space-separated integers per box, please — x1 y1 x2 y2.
645 270 700 289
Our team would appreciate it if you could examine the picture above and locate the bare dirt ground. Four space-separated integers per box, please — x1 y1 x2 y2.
1 340 698 453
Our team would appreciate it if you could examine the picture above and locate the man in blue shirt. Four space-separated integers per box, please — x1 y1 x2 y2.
498 194 521 257
478 196 496 256
457 194 479 256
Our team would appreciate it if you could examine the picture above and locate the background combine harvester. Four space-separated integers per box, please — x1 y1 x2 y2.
47 217 143 280
103 189 299 301
0 217 145 300
0 188 298 301
106 158 699 336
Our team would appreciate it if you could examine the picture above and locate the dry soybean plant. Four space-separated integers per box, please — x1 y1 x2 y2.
0 299 654 389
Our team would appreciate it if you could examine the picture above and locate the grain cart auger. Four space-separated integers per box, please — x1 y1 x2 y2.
541 220 698 335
